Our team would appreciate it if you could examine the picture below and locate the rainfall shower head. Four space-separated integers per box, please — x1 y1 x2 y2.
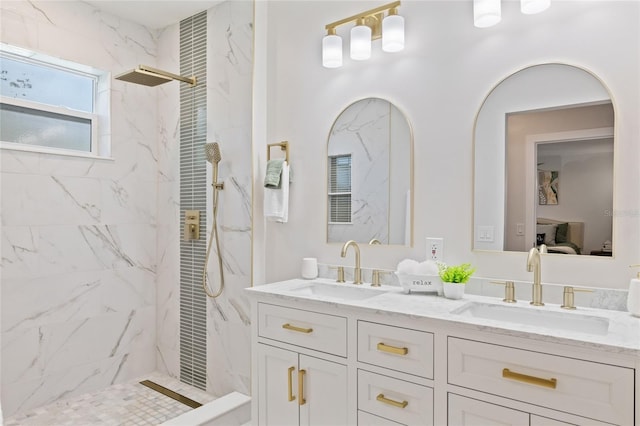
115 65 197 87
205 143 222 164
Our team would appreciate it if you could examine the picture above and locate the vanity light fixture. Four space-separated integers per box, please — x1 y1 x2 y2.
521 0 551 15
474 0 502 28
322 28 343 68
351 18 372 60
382 7 405 53
474 0 551 28
322 1 404 68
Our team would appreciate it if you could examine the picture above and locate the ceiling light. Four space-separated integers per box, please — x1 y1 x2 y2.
521 0 551 15
474 0 501 28
382 7 405 53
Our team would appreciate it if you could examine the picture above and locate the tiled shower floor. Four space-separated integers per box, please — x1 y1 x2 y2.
4 372 216 426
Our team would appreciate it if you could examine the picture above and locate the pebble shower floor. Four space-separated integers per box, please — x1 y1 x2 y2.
3 372 216 425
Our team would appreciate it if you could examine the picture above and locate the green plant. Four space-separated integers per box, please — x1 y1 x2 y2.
437 262 476 284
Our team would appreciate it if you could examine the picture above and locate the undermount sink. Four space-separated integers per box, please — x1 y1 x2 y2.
288 281 387 301
452 302 610 336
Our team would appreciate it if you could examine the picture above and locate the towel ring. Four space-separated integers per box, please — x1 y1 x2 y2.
267 141 289 163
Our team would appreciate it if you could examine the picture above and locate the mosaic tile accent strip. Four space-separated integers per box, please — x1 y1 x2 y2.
179 10 208 392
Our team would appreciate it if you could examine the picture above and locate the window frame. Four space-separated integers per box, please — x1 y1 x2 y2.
328 153 353 225
0 45 108 158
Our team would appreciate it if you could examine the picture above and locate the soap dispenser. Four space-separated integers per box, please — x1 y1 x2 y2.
628 265 640 317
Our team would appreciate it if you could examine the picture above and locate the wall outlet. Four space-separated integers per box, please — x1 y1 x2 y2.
427 237 444 261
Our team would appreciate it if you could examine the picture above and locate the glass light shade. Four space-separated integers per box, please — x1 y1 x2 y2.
350 24 372 60
521 0 550 14
382 14 405 53
474 0 501 28
322 34 343 68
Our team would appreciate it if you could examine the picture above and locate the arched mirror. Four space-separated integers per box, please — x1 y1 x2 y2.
326 98 413 245
473 64 614 256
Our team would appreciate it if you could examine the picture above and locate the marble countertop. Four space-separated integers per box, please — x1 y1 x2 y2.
246 278 640 356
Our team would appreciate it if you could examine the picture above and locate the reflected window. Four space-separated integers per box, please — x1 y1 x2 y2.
328 154 352 223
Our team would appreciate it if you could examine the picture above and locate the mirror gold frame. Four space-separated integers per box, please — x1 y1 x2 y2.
472 63 615 257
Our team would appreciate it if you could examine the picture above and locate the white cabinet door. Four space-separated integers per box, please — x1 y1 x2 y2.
258 344 348 426
258 344 299 426
448 394 529 426
299 354 348 426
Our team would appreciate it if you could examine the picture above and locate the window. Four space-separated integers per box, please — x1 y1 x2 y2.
0 44 109 157
328 154 352 223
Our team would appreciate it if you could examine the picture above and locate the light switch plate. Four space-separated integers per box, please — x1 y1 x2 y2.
477 226 494 242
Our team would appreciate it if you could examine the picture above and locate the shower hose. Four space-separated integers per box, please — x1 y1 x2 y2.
202 181 224 298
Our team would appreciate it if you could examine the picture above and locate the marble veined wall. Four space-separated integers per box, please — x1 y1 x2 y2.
204 1 254 396
154 0 254 396
0 1 163 416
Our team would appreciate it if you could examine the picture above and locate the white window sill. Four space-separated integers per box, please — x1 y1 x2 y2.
0 141 114 161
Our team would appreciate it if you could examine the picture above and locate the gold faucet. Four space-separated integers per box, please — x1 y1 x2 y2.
526 244 547 306
340 240 362 284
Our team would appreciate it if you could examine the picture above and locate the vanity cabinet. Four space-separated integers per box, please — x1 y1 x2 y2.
249 283 638 426
255 303 349 426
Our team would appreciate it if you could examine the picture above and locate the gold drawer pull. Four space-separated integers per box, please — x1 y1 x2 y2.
376 393 408 409
377 342 409 356
282 323 313 334
502 368 557 389
298 369 307 406
287 366 296 402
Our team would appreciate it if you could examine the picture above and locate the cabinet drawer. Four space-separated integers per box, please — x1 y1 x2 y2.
258 303 347 357
358 321 434 379
358 410 404 425
448 393 529 426
358 369 433 425
448 337 634 425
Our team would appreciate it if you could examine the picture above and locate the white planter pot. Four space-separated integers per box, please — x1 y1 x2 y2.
442 282 465 300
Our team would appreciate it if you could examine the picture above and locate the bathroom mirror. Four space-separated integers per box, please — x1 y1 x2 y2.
326 98 413 245
473 64 614 256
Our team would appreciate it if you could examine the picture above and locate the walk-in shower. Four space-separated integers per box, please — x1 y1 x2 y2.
203 142 225 298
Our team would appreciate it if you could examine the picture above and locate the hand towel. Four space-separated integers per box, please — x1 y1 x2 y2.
264 161 289 223
264 158 285 188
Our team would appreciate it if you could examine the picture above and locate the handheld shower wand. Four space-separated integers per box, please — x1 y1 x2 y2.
203 142 225 298
205 142 224 190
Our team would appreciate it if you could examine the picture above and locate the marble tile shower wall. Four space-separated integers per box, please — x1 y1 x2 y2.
0 1 164 417
204 1 254 397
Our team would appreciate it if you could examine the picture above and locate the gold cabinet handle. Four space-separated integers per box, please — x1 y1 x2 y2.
377 342 408 356
376 393 408 409
287 366 296 402
282 323 313 334
298 369 306 406
502 368 557 389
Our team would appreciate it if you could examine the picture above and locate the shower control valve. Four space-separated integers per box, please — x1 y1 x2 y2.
184 210 201 241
